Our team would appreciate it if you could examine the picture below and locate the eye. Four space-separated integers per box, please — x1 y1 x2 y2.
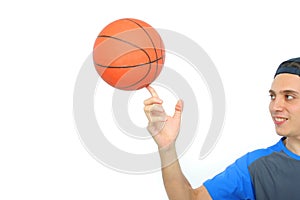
269 94 275 100
286 95 294 100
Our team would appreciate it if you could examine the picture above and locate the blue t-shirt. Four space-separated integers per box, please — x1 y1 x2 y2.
203 137 300 200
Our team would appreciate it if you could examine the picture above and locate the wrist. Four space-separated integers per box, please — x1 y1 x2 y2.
158 142 178 168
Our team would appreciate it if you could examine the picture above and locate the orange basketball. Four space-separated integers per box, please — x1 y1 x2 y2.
93 18 165 90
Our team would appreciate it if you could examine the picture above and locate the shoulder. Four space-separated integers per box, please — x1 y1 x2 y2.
236 138 284 167
203 138 284 199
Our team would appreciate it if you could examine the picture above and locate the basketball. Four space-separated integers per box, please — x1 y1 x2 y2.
93 18 165 90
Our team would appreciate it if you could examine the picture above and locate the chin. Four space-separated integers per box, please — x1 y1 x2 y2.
275 129 288 137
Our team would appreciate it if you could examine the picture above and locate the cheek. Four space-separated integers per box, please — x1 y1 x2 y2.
269 101 274 112
287 104 300 123
292 106 300 118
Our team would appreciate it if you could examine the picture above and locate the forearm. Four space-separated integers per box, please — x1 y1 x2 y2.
159 143 195 200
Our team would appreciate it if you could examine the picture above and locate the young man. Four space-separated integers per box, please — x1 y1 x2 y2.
143 57 300 200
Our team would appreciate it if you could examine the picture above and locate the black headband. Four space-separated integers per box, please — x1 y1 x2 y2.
274 57 300 78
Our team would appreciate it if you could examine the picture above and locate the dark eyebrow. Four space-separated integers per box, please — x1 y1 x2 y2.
269 89 299 95
281 90 300 95
269 90 275 94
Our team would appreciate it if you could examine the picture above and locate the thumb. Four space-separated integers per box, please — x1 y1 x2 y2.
173 99 184 119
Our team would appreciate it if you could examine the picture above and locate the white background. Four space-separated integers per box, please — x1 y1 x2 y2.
1 0 300 199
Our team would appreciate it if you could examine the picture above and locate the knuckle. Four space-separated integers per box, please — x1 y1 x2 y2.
144 105 152 112
143 99 149 105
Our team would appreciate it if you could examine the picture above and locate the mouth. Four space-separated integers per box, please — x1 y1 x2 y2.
273 117 288 125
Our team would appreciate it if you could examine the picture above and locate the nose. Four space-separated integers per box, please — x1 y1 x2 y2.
270 96 285 112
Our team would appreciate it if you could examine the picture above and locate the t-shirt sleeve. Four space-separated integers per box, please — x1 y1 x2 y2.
203 153 255 200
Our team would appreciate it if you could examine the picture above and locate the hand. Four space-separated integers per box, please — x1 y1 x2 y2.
144 85 183 149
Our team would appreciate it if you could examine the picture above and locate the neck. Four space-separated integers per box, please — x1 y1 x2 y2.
284 137 300 156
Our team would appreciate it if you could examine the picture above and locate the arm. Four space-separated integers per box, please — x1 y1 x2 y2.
144 86 212 200
159 143 211 200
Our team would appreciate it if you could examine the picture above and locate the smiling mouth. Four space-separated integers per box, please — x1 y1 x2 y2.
274 117 288 124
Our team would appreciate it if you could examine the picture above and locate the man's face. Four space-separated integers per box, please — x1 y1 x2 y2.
269 73 300 139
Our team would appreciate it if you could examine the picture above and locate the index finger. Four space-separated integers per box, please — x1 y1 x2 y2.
146 85 159 97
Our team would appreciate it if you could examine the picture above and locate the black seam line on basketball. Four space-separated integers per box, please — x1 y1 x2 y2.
125 18 160 83
97 34 153 86
97 34 153 89
119 62 153 90
95 56 163 68
98 35 152 61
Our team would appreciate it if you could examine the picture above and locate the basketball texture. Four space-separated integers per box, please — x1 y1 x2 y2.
93 18 165 90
